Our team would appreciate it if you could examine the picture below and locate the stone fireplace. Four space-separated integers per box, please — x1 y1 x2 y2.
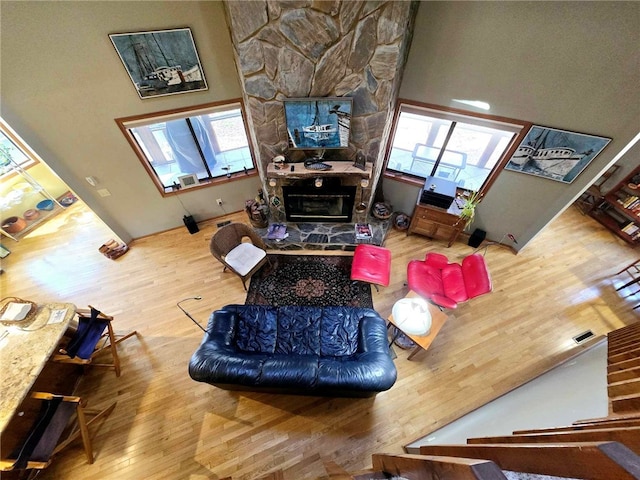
224 1 418 223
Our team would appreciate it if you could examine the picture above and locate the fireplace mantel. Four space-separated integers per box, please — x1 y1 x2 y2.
266 161 372 180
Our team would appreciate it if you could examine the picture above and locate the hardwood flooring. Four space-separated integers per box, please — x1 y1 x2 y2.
1 201 638 479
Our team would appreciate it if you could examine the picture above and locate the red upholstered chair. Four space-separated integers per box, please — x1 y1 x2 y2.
407 252 492 309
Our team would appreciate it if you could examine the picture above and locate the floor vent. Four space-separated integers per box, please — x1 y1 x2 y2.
573 330 595 344
216 220 231 228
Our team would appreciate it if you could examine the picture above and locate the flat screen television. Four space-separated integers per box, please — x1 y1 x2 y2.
284 97 352 150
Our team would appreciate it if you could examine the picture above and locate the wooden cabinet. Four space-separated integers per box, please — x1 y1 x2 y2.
408 196 467 247
589 165 640 247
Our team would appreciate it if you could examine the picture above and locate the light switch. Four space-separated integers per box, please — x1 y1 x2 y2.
97 188 111 197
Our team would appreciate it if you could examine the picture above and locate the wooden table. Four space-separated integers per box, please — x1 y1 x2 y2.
387 291 449 360
0 301 76 433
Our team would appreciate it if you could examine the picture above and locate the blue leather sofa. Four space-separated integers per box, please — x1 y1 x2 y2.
188 305 397 397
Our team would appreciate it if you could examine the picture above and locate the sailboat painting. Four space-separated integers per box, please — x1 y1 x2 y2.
284 98 352 150
505 125 611 183
110 28 207 99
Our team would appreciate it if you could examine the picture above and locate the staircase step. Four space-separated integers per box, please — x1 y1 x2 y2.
608 322 640 338
608 331 640 344
418 442 640 480
609 378 640 397
573 413 640 426
608 335 640 355
609 345 640 364
612 393 640 414
608 356 640 373
371 453 507 480
608 366 640 384
573 412 640 425
466 427 640 455
514 417 640 434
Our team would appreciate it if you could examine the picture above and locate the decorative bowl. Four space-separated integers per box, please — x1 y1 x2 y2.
2 216 27 233
36 199 54 211
23 209 40 221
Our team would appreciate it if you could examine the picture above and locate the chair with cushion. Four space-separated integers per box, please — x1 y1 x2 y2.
0 392 116 472
52 306 137 377
407 252 492 309
209 222 269 290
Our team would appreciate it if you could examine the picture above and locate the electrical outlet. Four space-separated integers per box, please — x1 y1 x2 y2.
216 198 223 206
97 188 111 197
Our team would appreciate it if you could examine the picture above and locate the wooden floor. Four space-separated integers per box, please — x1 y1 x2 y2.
1 201 638 480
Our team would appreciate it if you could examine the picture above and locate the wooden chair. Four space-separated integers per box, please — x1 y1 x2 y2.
0 392 116 472
209 222 269 290
52 306 137 377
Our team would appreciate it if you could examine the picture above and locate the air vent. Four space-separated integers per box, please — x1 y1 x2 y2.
572 330 595 344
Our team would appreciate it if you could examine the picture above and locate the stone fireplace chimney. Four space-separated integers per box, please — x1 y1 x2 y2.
223 0 417 222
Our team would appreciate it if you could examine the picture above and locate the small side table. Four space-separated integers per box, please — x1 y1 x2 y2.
387 291 449 360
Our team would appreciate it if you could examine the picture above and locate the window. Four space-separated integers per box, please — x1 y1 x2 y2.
385 102 527 193
116 101 256 195
0 118 38 177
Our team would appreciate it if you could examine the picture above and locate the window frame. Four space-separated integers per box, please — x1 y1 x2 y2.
383 100 531 197
115 99 258 197
0 118 40 179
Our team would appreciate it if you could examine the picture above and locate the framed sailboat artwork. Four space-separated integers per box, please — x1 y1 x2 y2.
109 27 207 99
505 125 611 184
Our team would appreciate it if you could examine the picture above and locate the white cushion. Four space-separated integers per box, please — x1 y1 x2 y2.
224 242 266 276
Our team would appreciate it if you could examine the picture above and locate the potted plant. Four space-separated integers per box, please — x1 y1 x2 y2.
457 190 482 229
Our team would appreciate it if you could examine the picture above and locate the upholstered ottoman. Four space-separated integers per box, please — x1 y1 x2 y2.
350 244 392 291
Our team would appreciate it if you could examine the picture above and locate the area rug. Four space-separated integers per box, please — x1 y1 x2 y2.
245 254 373 308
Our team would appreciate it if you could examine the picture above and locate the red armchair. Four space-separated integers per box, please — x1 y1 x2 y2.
407 252 492 309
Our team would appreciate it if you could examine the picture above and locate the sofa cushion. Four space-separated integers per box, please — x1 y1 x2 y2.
275 306 321 355
234 306 278 353
441 263 468 303
320 307 360 356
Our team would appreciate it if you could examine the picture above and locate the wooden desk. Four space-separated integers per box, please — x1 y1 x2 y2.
0 302 76 433
387 291 449 360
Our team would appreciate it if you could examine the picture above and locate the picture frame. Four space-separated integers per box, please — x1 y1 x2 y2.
109 27 207 99
505 125 611 184
353 151 367 170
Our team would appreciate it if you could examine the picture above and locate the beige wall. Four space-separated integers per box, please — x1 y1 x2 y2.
391 1 639 249
1 1 258 240
2 1 638 245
